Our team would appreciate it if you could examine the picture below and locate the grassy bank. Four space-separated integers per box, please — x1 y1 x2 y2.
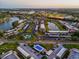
63 44 79 49
0 43 18 54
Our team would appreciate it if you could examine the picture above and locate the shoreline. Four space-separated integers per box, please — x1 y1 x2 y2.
0 16 10 24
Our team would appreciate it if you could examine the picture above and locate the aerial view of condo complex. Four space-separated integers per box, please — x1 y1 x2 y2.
0 0 79 59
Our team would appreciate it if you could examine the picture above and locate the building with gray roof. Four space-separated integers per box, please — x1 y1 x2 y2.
1 50 20 59
17 43 42 59
67 48 79 59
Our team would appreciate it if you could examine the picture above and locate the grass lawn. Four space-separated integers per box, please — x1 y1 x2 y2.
30 35 37 43
18 29 23 33
26 23 34 33
0 15 5 19
0 43 18 54
63 44 79 49
53 21 66 30
26 28 32 33
40 44 53 50
45 20 49 32
62 50 70 59
29 43 53 51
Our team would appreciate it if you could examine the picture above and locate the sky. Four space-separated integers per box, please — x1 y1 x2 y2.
0 0 79 8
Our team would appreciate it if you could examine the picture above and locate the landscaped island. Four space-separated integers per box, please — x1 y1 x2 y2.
0 13 10 24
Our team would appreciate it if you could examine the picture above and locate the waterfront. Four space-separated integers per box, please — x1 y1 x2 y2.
0 16 19 31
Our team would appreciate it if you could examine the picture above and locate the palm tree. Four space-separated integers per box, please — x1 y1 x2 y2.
71 30 79 41
27 56 31 59
0 30 4 38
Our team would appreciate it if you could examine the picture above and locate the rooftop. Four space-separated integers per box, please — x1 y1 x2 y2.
67 48 79 59
17 43 42 59
1 50 20 59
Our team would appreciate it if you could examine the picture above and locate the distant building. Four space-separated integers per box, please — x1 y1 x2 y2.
67 48 79 59
1 50 20 59
64 15 74 19
28 11 35 14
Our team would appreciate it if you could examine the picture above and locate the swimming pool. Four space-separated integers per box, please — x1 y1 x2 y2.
34 45 44 52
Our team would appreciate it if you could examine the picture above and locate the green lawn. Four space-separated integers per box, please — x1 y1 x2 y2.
53 21 66 30
45 20 49 32
0 43 18 54
40 44 53 50
63 44 79 49
26 23 34 33
18 29 23 33
0 15 5 19
29 43 53 51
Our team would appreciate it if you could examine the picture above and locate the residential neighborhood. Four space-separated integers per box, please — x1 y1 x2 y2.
0 8 79 59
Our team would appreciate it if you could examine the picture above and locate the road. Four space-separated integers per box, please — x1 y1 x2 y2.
0 38 79 45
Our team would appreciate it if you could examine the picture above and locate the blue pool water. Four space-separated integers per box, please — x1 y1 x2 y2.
34 45 44 52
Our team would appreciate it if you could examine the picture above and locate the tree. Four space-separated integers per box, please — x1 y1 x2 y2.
73 31 79 36
15 34 24 40
42 56 47 59
12 21 18 28
27 56 31 59
71 36 79 41
0 30 4 37
71 30 79 41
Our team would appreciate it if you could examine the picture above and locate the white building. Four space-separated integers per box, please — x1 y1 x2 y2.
46 30 71 38
35 25 39 31
46 50 53 56
17 43 42 59
55 45 67 59
48 45 67 59
17 47 30 57
40 20 46 32
40 24 45 30
56 47 67 59
23 24 29 30
67 48 79 59
59 20 79 31
1 50 20 59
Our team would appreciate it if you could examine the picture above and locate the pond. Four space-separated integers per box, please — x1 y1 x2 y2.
0 16 19 31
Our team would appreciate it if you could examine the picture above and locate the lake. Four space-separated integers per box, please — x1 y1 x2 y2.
0 16 19 31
